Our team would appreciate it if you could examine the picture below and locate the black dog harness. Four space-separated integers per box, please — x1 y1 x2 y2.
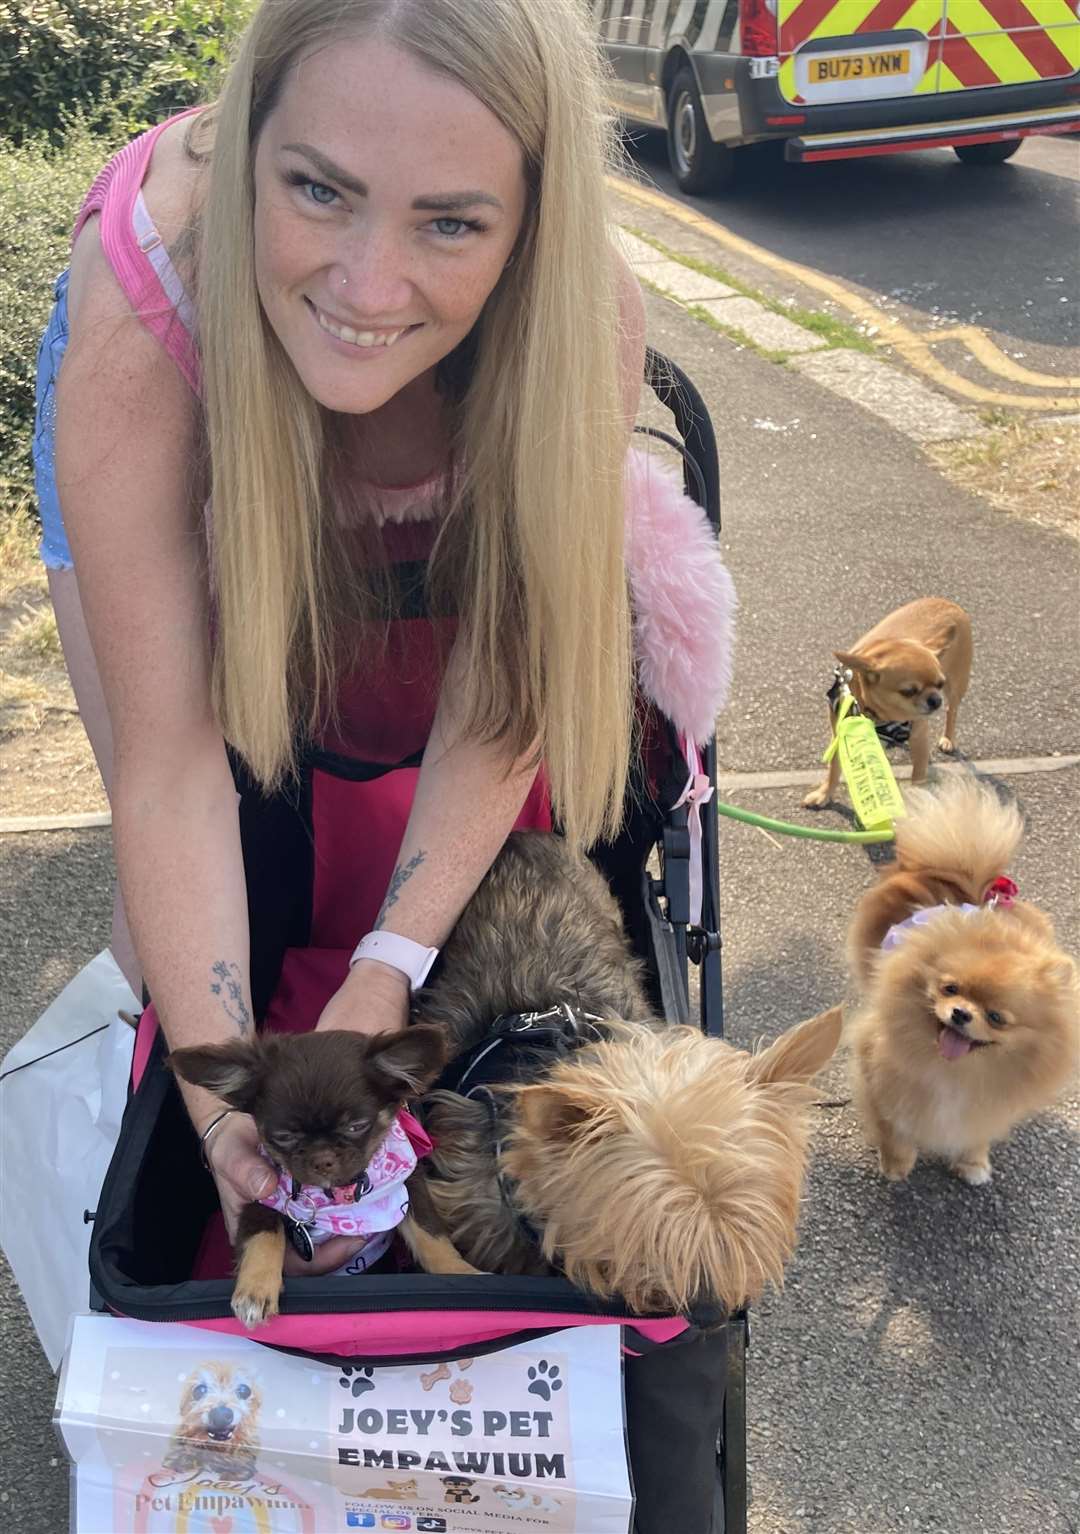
433 1002 605 1098
428 1003 605 1257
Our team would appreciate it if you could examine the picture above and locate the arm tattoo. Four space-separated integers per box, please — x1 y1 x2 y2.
374 849 427 930
210 960 252 1035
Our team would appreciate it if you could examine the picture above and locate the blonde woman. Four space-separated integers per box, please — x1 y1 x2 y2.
35 0 644 1274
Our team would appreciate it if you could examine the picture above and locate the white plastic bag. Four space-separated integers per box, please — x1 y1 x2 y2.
0 950 137 1368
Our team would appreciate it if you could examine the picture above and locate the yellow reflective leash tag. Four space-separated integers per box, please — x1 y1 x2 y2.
822 694 906 830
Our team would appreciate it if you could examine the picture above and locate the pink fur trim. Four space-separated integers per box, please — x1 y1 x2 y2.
624 447 736 746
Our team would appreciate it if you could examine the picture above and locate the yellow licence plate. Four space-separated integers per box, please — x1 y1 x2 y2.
809 48 911 83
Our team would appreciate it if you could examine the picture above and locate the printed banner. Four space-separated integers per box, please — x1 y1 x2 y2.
55 1316 633 1534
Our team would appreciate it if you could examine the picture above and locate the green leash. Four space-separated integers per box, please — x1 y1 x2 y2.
709 668 901 845
714 798 894 844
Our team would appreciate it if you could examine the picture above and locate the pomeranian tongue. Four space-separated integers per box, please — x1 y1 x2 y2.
938 1025 973 1060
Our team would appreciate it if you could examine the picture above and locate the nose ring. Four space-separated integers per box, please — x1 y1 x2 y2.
340 270 349 289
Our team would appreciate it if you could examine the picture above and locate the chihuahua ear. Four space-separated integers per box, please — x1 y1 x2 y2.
747 1006 843 1086
365 1024 448 1098
167 1039 267 1113
834 651 879 685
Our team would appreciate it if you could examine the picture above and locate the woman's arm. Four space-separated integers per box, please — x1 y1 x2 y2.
56 226 363 1270
321 248 647 1034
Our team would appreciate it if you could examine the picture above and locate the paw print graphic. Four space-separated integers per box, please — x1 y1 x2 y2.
526 1361 563 1401
339 1365 376 1397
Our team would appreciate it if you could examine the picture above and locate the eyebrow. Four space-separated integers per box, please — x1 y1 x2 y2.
280 142 504 212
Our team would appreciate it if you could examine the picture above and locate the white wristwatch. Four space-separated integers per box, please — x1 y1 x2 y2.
349 931 439 992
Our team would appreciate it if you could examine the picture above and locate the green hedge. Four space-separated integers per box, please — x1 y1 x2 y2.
0 117 124 513
0 1 251 144
0 2 252 519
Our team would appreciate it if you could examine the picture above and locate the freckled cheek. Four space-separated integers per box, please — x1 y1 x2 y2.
431 258 511 326
255 212 331 301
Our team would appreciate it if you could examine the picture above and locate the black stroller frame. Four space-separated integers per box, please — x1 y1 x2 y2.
88 350 747 1534
636 349 746 1534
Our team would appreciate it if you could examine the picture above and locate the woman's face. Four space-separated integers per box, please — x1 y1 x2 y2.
252 36 528 414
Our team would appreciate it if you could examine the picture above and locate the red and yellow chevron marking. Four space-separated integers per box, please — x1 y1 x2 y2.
936 0 1079 93
777 0 1080 103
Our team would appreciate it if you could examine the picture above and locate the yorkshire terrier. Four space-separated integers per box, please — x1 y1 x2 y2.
848 775 1078 1184
162 1361 262 1479
412 832 842 1314
170 1024 478 1328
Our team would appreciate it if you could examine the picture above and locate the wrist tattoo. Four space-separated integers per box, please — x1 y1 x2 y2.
210 960 251 1035
374 849 427 930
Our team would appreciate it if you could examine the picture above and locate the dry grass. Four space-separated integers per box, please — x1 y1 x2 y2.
8 603 60 659
0 501 45 601
926 420 1080 539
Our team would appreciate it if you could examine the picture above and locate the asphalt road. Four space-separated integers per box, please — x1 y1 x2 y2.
2 288 1078 1532
625 127 1080 369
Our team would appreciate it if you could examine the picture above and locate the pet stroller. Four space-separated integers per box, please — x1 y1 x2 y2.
87 350 747 1534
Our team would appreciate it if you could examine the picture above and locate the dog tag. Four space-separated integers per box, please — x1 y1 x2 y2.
824 695 906 831
286 1218 315 1262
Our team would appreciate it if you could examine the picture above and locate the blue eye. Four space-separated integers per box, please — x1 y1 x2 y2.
235 1383 251 1399
284 170 338 207
192 1384 208 1400
430 216 486 240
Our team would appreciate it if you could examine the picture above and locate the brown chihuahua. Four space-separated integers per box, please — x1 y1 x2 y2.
804 596 973 810
170 1026 478 1329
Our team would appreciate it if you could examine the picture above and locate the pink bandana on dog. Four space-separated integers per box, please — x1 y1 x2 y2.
259 1110 433 1276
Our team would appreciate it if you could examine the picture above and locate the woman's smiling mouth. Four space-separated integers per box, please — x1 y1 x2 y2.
307 298 418 350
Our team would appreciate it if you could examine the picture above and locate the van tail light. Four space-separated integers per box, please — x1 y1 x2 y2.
741 0 779 57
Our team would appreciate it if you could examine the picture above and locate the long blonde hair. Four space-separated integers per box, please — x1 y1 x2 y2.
199 0 633 846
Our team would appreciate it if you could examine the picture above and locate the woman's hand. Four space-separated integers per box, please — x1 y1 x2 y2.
203 1108 371 1277
315 957 410 1038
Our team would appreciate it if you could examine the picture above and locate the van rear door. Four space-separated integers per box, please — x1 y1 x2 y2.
776 0 947 105
776 0 1080 105
935 1 1079 97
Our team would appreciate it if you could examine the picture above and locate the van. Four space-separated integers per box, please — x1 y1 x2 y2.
594 0 1080 192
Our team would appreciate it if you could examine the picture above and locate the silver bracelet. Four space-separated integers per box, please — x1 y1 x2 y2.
199 1108 236 1170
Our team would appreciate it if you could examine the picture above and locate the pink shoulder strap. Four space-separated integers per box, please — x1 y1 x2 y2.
72 108 204 394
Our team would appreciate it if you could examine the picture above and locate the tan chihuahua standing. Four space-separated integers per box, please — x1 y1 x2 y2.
803 597 972 810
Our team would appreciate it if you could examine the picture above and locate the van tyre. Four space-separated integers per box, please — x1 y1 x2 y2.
667 66 735 194
953 139 1022 165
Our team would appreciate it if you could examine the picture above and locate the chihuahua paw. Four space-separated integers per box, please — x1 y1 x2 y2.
231 1282 280 1329
938 735 956 754
953 1159 992 1187
802 785 831 809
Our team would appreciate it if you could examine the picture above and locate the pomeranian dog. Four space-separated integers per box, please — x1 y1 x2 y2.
412 833 842 1314
162 1362 262 1479
803 596 972 809
170 1025 477 1328
848 776 1078 1184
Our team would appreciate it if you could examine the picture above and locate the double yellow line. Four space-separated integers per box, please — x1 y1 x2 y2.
613 177 1080 411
